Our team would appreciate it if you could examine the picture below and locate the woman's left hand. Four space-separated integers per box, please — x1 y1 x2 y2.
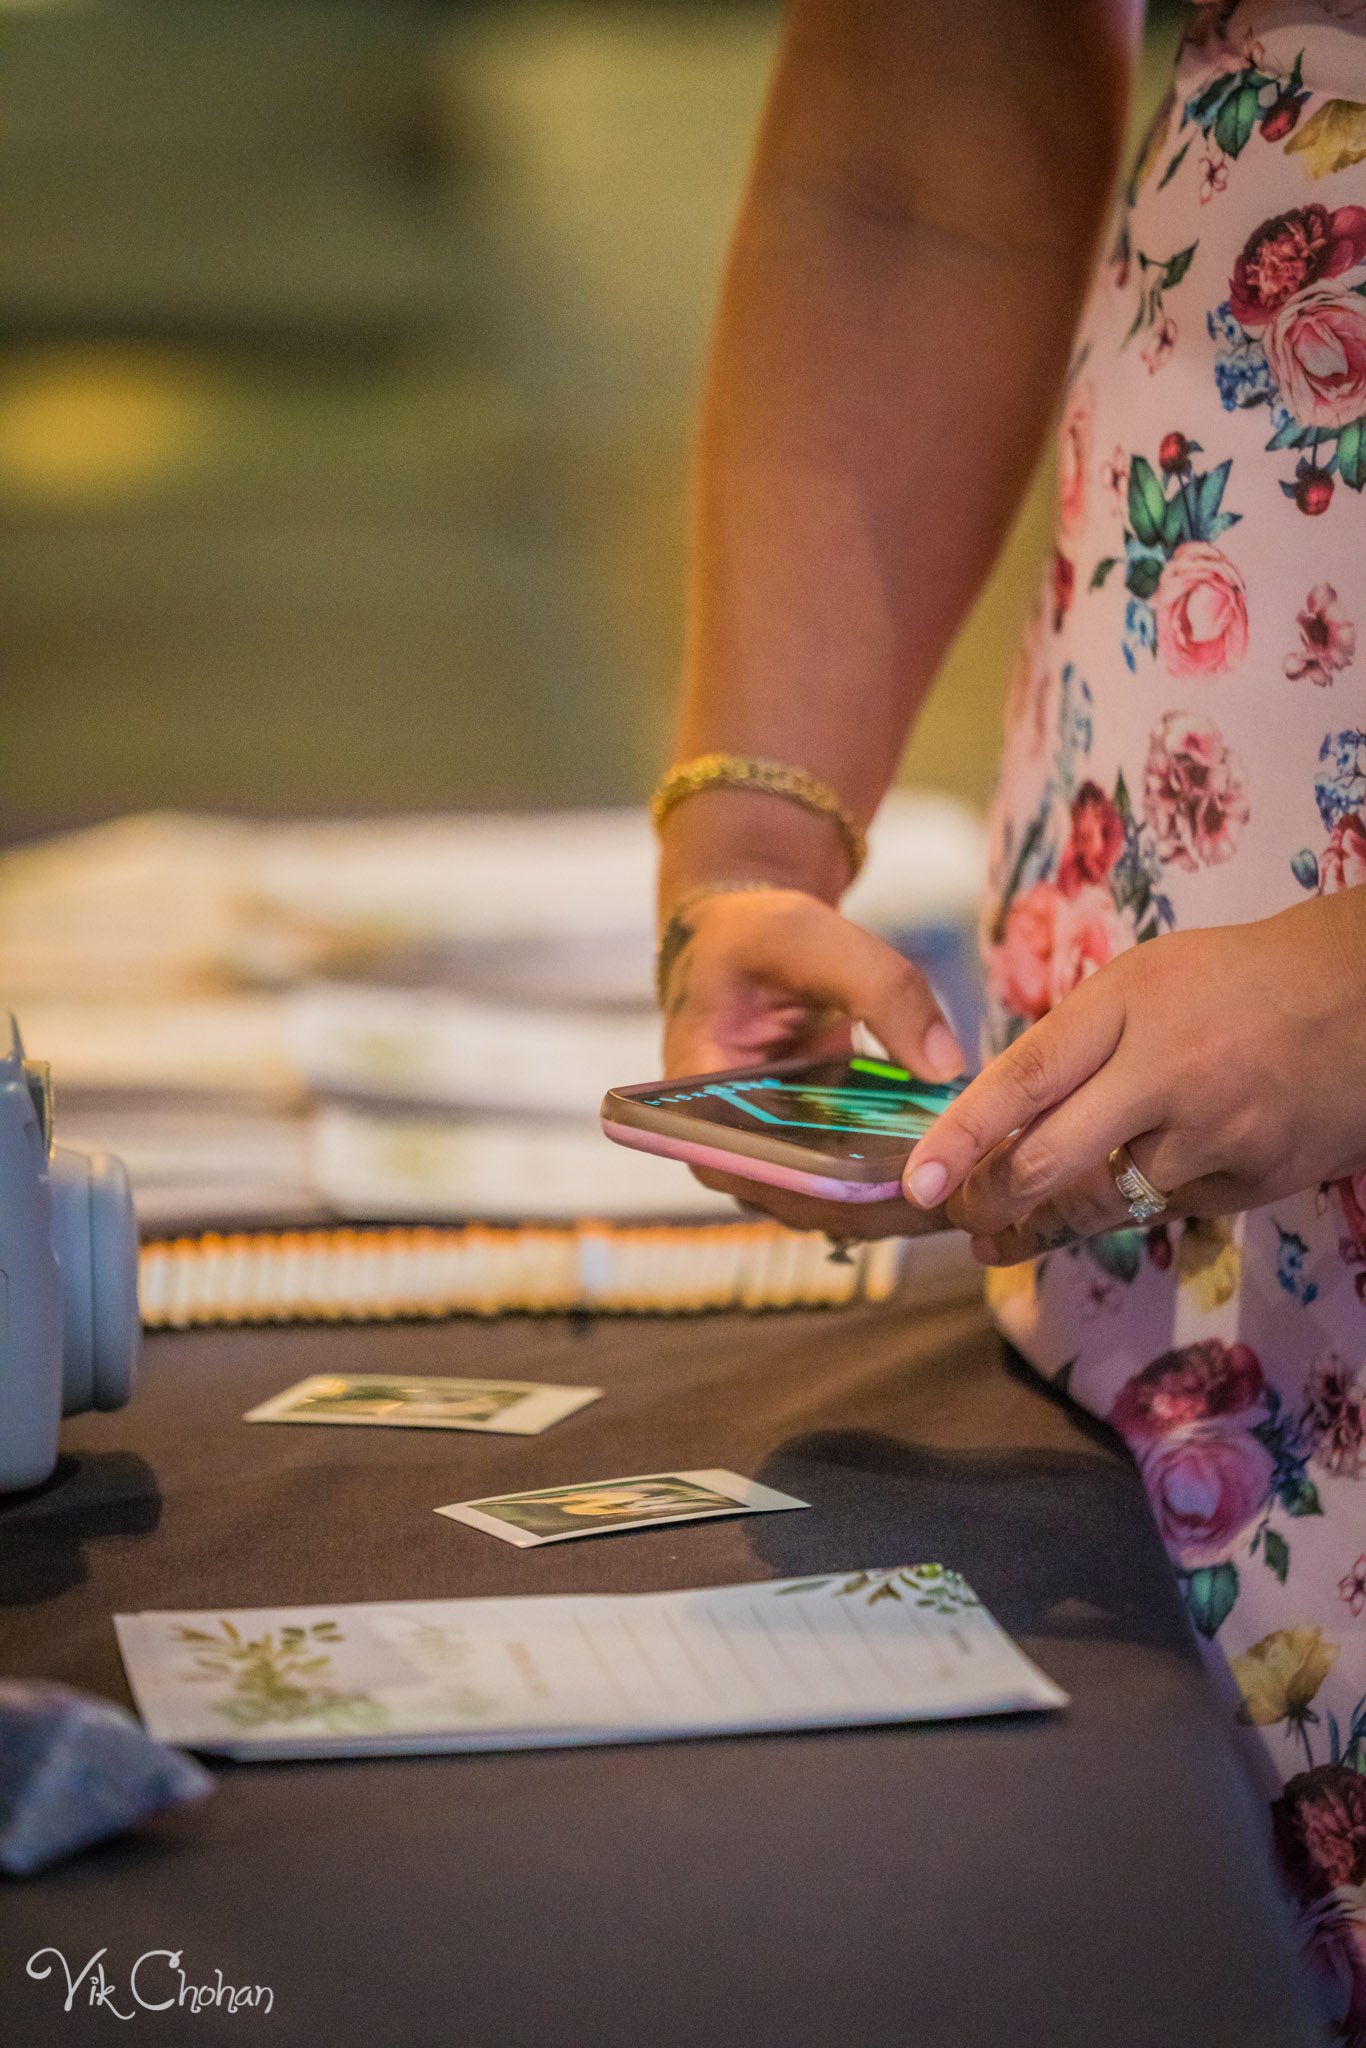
902 888 1366 1264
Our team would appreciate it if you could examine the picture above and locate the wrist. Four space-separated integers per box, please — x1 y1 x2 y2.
656 786 853 924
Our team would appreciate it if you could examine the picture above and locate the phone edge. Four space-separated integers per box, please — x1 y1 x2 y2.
601 1117 903 1204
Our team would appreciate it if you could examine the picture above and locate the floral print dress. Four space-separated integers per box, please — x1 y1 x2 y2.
983 2 1366 2033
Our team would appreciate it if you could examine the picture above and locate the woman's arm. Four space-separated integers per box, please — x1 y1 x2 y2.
654 0 1140 1236
660 0 1142 920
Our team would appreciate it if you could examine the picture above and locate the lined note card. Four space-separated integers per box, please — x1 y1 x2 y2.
115 1568 1066 1761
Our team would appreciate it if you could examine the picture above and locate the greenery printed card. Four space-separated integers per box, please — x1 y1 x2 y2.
114 1570 1067 1761
244 1372 600 1436
436 1469 807 1547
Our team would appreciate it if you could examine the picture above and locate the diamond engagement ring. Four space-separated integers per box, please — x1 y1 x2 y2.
1108 1143 1168 1224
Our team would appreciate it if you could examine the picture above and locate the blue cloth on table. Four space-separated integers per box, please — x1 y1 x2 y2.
0 1681 212 1876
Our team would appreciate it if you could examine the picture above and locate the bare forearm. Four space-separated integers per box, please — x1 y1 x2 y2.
664 0 1138 910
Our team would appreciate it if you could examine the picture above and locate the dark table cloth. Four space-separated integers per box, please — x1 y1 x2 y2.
0 1290 1328 2046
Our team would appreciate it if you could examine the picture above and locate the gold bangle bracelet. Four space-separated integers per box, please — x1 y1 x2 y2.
650 753 867 882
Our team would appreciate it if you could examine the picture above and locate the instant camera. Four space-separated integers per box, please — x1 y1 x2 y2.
1 1014 139 1491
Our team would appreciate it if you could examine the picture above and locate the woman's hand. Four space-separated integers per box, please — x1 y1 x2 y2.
662 885 964 1238
902 888 1366 1264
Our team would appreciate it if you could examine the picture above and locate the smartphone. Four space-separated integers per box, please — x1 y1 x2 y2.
601 1054 966 1204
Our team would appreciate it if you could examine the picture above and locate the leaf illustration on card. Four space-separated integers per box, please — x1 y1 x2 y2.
172 1619 389 1734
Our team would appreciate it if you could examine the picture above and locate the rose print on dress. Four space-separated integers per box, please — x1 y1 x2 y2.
1237 1627 1340 1757
1109 1339 1325 1637
1268 280 1366 431
1229 205 1366 329
985 683 1174 1046
1137 1423 1274 1574
1110 1332 1266 1434
1154 541 1250 675
988 871 1127 1028
988 18 1366 2024
1305 1355 1366 1480
1091 437 1244 674
989 887 1064 1025
1209 205 1366 510
1238 1627 1340 1741
1276 1766 1366 1897
1143 711 1250 871
1286 584 1357 687
1056 781 1124 895
1116 1364 1277 1563
1274 1766 1366 2044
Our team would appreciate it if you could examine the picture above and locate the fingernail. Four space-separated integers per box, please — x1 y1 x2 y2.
905 1159 947 1207
923 1021 964 1078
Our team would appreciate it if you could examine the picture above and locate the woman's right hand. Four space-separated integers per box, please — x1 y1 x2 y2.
659 885 965 1238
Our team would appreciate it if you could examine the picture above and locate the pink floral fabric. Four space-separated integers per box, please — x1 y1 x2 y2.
985 4 1366 2035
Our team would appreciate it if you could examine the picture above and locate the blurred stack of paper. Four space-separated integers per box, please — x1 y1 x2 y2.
5 797 985 1232
50 1105 317 1229
0 797 985 1004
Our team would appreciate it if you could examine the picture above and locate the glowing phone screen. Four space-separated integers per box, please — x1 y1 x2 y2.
630 1057 964 1161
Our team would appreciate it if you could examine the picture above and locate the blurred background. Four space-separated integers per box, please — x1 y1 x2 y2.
0 0 1183 834
0 0 1184 1245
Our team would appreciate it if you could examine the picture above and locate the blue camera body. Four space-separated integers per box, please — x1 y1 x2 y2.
1 1015 140 1491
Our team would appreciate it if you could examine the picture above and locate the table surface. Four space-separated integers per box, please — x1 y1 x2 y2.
0 1292 1327 2048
